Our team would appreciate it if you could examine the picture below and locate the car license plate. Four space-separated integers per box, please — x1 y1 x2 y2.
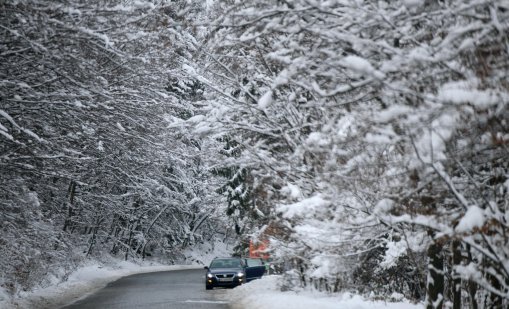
218 278 233 282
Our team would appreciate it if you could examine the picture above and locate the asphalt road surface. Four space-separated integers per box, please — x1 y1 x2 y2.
61 268 230 309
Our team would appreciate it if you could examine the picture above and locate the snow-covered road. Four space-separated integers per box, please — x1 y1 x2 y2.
61 268 228 309
0 263 211 308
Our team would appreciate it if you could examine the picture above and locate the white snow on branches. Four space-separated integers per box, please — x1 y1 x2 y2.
380 240 407 270
455 206 485 233
278 195 329 219
258 90 273 109
339 55 385 79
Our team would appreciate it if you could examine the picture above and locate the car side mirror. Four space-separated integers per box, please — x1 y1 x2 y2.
204 266 209 270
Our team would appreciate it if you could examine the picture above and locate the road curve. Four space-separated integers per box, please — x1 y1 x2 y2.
61 268 230 309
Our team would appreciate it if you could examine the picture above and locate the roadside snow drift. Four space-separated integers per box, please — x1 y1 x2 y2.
227 275 422 309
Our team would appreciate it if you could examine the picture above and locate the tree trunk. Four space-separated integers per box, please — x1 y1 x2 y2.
86 217 103 257
63 180 76 232
465 244 478 309
489 273 502 309
451 240 462 309
125 227 133 261
86 227 97 257
426 240 444 309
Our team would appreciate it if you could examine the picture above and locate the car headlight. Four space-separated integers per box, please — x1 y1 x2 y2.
207 273 213 278
237 272 244 277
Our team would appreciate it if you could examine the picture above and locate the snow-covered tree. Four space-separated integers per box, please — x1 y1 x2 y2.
196 0 509 307
0 0 227 295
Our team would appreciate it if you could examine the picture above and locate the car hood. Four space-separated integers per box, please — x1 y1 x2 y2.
208 267 242 274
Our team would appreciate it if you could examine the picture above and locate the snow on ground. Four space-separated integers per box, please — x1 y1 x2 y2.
227 275 423 309
0 260 201 309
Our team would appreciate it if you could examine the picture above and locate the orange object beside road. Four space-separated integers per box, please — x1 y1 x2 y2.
249 239 270 259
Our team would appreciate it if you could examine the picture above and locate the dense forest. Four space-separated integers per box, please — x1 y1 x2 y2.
1 1 508 308
1 0 230 295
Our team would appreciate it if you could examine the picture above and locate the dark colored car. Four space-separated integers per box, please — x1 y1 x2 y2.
204 257 266 290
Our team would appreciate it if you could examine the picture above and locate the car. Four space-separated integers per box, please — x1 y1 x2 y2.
204 257 266 290
204 257 245 290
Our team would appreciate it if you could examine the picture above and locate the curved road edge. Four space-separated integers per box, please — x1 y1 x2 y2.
6 263 203 309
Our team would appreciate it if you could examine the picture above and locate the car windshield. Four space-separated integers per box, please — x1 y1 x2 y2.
209 258 241 269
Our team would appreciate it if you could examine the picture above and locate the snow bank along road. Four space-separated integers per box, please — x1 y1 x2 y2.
61 269 229 309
